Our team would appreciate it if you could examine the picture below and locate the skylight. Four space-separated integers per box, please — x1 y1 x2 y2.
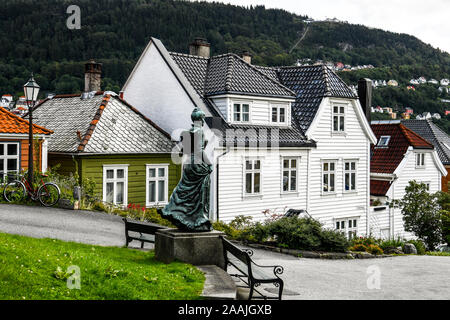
377 136 390 147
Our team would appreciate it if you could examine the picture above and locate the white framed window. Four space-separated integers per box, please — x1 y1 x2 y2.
0 142 20 183
103 165 128 206
271 104 287 124
146 164 169 206
344 161 357 192
377 136 390 147
332 105 345 132
336 218 358 239
244 158 261 195
416 153 425 168
233 102 250 122
282 158 298 192
322 161 336 193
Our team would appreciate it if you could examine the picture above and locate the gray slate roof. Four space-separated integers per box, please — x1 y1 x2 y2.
31 93 174 154
259 65 357 132
170 52 295 98
402 119 450 165
170 51 356 141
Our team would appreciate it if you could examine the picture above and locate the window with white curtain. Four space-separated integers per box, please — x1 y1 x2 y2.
146 164 169 206
103 165 128 205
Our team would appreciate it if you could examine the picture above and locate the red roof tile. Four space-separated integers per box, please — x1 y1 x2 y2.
371 123 433 174
0 107 52 135
370 180 392 196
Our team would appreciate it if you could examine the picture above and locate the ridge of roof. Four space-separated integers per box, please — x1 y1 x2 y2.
77 94 111 152
0 107 53 135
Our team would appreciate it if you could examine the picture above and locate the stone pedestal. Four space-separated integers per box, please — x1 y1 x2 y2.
155 229 225 268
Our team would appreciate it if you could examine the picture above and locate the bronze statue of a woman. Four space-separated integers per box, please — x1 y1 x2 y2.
157 107 213 231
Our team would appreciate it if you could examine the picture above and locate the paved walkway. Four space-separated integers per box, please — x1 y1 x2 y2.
1 204 449 299
244 246 450 300
0 203 146 248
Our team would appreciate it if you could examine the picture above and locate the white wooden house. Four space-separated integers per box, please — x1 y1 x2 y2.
369 121 446 239
122 37 377 237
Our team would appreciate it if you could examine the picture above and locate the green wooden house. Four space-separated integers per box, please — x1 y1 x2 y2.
31 91 180 207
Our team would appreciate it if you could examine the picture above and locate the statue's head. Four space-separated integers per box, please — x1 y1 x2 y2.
191 107 205 126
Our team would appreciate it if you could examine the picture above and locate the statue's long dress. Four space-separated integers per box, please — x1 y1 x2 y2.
158 161 213 231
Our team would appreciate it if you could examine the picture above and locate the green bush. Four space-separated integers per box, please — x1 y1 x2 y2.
350 236 378 247
441 211 450 246
379 238 405 251
405 239 426 255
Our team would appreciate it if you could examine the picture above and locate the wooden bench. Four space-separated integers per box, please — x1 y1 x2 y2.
221 236 284 300
123 218 167 248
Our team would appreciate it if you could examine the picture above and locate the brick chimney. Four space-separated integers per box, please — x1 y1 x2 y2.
84 59 102 92
189 38 210 58
358 78 372 123
241 51 252 64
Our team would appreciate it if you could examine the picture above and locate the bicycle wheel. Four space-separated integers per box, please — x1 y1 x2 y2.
3 180 26 202
38 183 61 207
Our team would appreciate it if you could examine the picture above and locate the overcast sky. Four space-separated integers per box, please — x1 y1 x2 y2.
200 0 450 54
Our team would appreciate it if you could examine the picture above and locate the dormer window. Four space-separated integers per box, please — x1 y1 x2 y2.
271 105 286 124
377 136 390 147
233 103 250 122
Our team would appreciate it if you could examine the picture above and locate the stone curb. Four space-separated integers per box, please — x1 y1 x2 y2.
234 241 392 260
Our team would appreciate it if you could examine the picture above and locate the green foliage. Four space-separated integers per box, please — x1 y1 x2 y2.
398 181 443 250
437 191 450 246
0 0 448 108
406 239 426 255
215 216 350 252
379 238 405 251
0 232 204 299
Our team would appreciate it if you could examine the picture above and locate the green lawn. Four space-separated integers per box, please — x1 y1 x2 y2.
0 232 205 300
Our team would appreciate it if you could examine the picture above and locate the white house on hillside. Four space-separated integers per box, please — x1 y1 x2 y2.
370 121 446 239
122 37 377 238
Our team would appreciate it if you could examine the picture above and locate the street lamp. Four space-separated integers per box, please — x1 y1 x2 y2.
23 74 40 188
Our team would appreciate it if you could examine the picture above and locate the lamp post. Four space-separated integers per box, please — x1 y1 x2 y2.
23 74 40 188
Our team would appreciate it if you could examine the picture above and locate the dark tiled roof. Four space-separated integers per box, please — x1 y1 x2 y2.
402 119 450 165
370 123 433 174
170 52 295 98
276 65 357 132
370 180 392 196
31 93 174 154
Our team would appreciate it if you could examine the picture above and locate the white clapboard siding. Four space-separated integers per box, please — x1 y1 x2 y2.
378 149 443 239
216 148 308 223
307 97 370 235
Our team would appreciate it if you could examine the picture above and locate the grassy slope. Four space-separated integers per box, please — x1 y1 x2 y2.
0 232 204 300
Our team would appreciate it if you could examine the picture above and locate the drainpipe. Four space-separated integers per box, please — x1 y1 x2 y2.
215 147 230 222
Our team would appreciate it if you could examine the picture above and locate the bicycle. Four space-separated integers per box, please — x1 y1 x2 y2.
3 173 61 207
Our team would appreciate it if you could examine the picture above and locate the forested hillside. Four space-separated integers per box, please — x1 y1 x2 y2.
0 0 449 114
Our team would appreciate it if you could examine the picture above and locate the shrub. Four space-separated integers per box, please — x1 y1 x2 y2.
366 244 384 255
351 236 378 247
265 217 350 252
379 238 405 251
398 181 443 250
349 244 368 252
405 239 426 255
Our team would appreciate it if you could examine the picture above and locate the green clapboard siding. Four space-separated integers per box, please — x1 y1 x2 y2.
50 153 181 207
